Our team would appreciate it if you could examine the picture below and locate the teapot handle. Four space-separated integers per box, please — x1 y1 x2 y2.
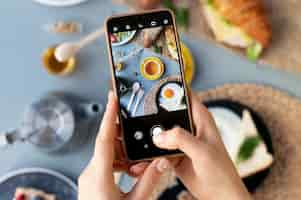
0 129 21 148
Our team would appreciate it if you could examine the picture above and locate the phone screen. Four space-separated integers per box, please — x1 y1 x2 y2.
106 10 192 160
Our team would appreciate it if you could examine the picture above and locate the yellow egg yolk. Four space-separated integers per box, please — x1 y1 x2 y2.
164 88 174 99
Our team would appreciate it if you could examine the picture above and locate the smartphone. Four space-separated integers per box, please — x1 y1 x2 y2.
105 9 194 161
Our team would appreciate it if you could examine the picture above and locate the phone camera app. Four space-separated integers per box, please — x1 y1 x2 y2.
109 16 191 159
110 25 187 118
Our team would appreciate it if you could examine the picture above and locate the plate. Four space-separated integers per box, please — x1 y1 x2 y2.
158 82 186 112
0 168 77 199
111 31 137 47
155 81 183 111
33 0 88 7
181 42 195 85
204 99 274 192
166 41 195 85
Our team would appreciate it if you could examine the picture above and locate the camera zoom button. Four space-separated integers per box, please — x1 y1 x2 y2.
134 131 143 140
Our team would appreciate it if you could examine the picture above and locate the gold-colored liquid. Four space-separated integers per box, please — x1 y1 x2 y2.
42 46 76 76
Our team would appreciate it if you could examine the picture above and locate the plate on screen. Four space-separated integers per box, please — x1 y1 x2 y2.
33 0 88 7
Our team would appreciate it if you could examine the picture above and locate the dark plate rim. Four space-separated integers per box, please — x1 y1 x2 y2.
0 168 77 192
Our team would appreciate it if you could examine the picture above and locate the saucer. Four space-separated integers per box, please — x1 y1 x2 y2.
33 0 88 7
140 57 164 80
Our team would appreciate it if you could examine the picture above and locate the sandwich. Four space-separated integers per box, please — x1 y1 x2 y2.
202 0 271 61
209 107 273 178
237 110 273 178
14 187 56 200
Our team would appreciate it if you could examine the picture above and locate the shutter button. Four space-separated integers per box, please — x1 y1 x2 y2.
151 125 164 137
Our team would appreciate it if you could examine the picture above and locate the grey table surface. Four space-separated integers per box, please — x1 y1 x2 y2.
0 0 301 184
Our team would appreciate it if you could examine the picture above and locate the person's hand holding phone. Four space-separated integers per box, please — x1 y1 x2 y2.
78 92 171 200
152 93 252 200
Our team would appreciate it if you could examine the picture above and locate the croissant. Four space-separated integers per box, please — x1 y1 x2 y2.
203 0 271 60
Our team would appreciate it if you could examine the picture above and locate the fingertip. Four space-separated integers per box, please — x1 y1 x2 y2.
108 90 114 101
106 90 118 110
127 158 168 199
129 162 149 176
103 91 118 120
153 127 187 150
152 133 166 147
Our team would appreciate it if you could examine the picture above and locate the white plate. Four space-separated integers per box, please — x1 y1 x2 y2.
112 31 137 47
33 0 88 7
209 107 244 161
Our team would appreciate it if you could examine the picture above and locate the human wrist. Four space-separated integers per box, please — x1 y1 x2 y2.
210 186 252 200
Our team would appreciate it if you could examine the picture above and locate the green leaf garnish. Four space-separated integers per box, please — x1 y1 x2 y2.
175 8 189 28
246 43 263 62
236 136 261 164
221 18 232 26
206 0 214 5
163 0 177 11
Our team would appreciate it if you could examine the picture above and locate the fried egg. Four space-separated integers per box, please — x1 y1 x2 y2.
159 83 185 111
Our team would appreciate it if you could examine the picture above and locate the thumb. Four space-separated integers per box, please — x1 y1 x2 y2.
92 91 119 184
152 127 203 160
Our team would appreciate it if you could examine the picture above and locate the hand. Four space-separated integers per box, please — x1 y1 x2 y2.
137 0 161 10
79 91 171 200
153 93 252 200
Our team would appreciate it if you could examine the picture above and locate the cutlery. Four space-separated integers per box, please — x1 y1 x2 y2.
132 89 144 116
117 47 143 63
55 26 105 62
127 82 140 111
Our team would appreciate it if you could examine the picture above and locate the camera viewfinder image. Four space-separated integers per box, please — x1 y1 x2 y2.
110 25 187 118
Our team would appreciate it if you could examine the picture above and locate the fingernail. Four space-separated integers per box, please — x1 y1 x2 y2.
107 91 114 106
108 91 114 101
130 163 147 174
130 165 143 174
156 158 170 173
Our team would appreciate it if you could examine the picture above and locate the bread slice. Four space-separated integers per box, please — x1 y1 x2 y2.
142 26 163 48
14 187 56 200
237 110 273 178
204 0 271 48
203 3 253 48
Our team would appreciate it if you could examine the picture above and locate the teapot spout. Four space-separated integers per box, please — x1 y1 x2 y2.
79 102 103 119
